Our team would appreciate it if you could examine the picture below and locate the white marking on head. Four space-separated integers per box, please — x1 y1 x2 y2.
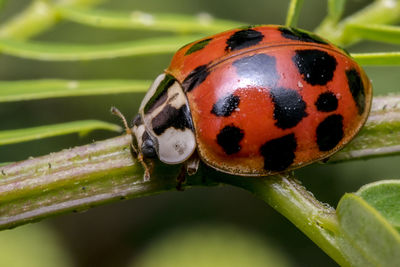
166 81 187 109
139 73 196 164
132 124 146 149
157 128 196 164
139 73 166 111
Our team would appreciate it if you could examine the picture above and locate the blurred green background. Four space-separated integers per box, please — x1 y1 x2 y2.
1 0 400 266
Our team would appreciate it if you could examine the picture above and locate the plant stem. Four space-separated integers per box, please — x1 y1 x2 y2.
0 0 103 40
217 174 350 266
0 134 216 230
285 0 304 27
315 0 400 46
0 94 398 265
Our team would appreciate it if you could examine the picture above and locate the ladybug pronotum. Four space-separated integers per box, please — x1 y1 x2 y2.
114 25 372 179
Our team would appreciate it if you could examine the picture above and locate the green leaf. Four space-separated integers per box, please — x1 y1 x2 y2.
285 0 304 27
0 0 103 40
58 7 242 33
327 0 346 23
337 194 400 266
346 24 400 45
0 35 203 61
351 52 400 66
0 79 150 102
0 120 121 146
357 180 400 232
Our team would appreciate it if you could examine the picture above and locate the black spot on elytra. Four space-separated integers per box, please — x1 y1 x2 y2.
225 29 264 52
316 114 344 151
346 69 366 115
270 87 308 129
260 133 297 172
152 104 193 135
185 38 212 56
279 27 328 45
182 65 210 92
211 94 240 117
216 125 244 155
233 53 278 88
144 74 176 114
315 92 338 112
293 49 337 86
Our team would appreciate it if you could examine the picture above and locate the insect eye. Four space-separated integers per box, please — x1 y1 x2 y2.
140 132 157 158
141 139 156 158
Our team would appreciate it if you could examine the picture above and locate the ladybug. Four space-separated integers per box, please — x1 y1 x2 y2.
113 25 372 179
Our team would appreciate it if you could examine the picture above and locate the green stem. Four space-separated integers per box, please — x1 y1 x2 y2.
0 95 398 229
0 35 203 61
0 135 202 229
351 52 400 66
0 0 103 40
315 0 400 46
285 0 304 27
0 95 398 265
217 174 349 266
57 7 242 34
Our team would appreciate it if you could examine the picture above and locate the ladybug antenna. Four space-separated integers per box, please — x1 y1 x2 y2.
111 106 132 135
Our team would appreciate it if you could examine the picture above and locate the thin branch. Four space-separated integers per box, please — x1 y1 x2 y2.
315 0 400 47
0 95 398 266
0 35 202 61
0 135 205 229
218 174 349 266
0 95 398 230
0 0 104 40
285 0 304 27
57 7 242 33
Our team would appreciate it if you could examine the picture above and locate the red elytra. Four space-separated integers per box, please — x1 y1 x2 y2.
161 25 372 175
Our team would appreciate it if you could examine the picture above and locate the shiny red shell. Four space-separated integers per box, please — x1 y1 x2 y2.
166 25 372 175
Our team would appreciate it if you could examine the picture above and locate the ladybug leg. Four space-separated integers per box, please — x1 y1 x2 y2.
185 152 200 176
176 165 186 191
176 153 200 191
137 153 152 181
111 107 151 181
321 157 330 163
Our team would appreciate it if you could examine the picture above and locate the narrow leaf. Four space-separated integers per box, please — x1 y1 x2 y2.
346 24 400 45
328 0 346 23
285 0 304 27
0 0 103 40
0 120 121 146
357 180 400 232
58 7 241 33
315 0 400 46
351 52 400 66
0 35 202 61
337 194 400 266
0 79 151 102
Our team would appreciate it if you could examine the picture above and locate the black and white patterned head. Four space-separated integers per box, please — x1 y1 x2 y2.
132 73 196 164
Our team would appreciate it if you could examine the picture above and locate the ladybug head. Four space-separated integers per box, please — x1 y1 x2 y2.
131 114 157 158
132 73 196 164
